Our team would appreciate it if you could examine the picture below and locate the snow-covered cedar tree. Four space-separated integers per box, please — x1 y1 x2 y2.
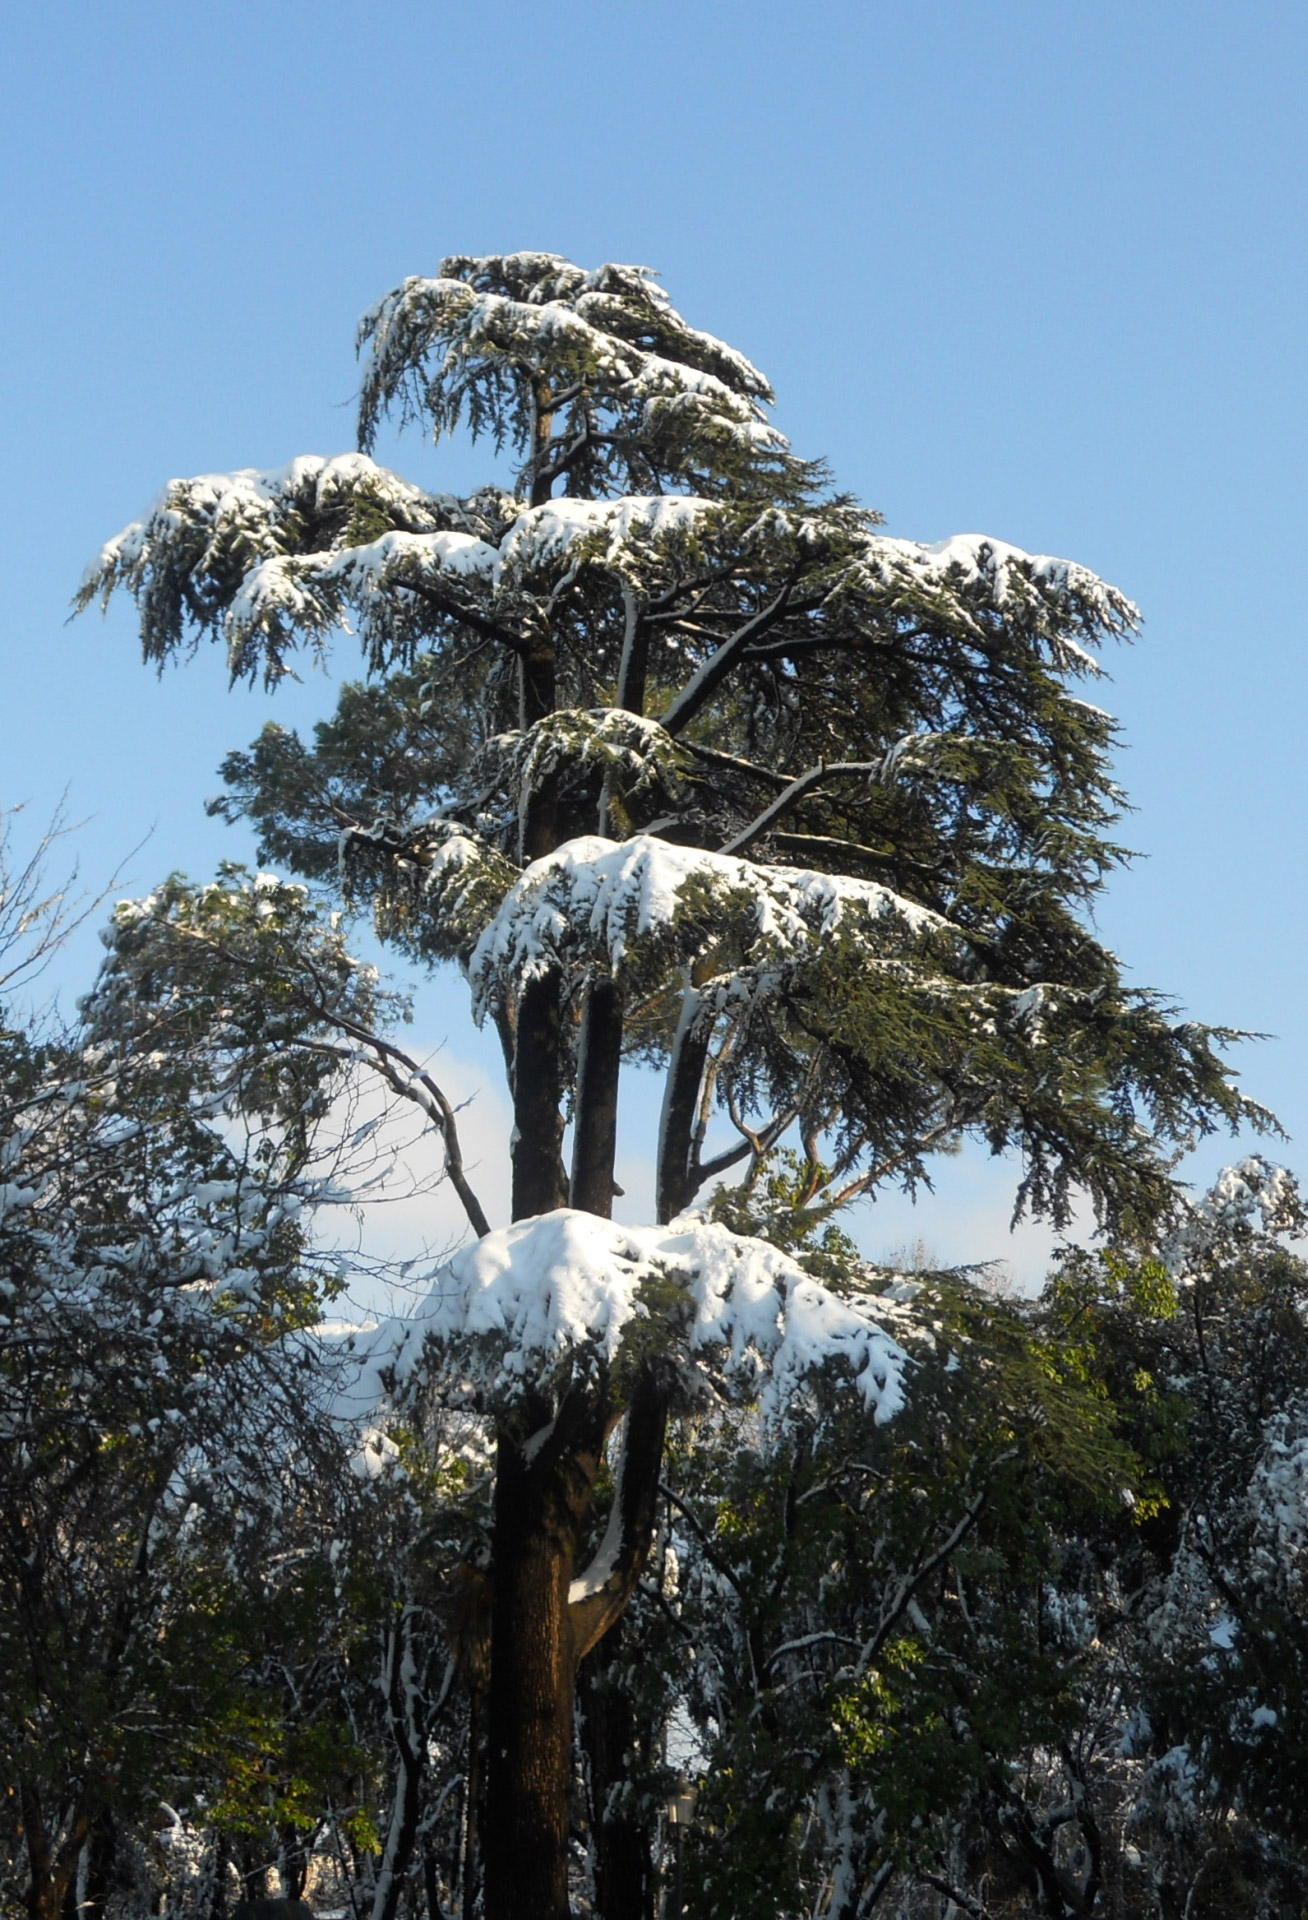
79 251 1267 1920
0 846 392 1920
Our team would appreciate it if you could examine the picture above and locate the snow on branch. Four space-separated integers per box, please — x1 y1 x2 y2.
479 708 683 831
355 253 787 489
856 531 1138 660
467 831 950 1017
75 453 499 681
325 1210 907 1446
1161 1156 1304 1281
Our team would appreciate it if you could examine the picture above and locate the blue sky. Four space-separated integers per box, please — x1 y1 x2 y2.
3 0 1305 1278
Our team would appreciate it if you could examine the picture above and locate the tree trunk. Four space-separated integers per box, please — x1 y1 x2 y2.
512 972 568 1219
571 977 623 1216
19 1778 91 1920
579 1624 655 1920
19 1778 55 1920
277 1825 309 1904
82 1812 117 1920
370 1604 427 1920
421 1845 447 1920
459 1681 483 1920
655 989 711 1224
206 1829 232 1920
483 1391 608 1920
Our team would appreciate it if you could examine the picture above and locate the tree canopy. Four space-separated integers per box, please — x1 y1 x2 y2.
41 250 1295 1920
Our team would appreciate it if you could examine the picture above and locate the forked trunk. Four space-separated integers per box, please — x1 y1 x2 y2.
19 1776 91 1920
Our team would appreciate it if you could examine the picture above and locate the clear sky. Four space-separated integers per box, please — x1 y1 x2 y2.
3 0 1305 1281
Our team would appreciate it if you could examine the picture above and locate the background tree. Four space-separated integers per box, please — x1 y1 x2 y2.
79 251 1266 1920
0 849 387 1920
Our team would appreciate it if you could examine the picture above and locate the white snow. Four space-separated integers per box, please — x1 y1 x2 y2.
857 529 1137 652
86 454 460 586
319 1209 907 1443
468 832 949 1013
1162 1155 1301 1280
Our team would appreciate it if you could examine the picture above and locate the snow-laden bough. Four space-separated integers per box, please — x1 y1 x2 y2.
317 1210 908 1468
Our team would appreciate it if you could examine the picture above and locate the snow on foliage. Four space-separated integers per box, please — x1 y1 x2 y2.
468 831 949 1018
79 449 1134 695
1162 1154 1302 1280
480 708 683 829
355 255 786 476
324 1209 907 1443
860 531 1137 659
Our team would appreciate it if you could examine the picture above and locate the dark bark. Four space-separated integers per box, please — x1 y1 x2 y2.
483 1389 609 1920
528 383 556 511
615 589 649 718
570 976 624 1217
207 1829 232 1920
19 1778 54 1920
370 1606 427 1920
19 1778 91 1920
421 1846 447 1920
238 1843 270 1903
82 1811 117 1920
569 1373 670 1662
509 549 566 1222
658 582 798 738
655 995 711 1224
511 972 568 1219
579 1623 655 1920
277 1826 310 1903
460 1681 483 1920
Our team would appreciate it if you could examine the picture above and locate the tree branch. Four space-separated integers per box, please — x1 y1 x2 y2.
683 742 793 790
568 1371 670 1659
401 580 533 658
848 1487 992 1682
168 923 494 1239
717 762 883 858
659 580 801 737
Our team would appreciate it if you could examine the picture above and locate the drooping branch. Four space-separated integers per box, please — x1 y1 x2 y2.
151 921 495 1239
321 1026 493 1240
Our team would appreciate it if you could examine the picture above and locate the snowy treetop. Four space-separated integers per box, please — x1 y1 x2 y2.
1161 1156 1303 1282
324 1209 907 1441
355 252 792 501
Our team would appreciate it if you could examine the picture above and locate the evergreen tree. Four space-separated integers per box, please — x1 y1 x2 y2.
79 251 1264 1920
